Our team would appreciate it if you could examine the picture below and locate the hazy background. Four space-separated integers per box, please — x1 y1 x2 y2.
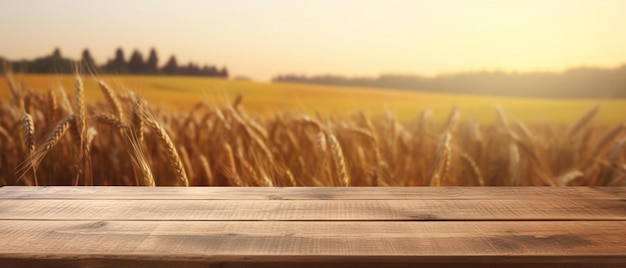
1 0 625 81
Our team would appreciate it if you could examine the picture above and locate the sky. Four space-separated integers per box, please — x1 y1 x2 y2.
0 0 625 81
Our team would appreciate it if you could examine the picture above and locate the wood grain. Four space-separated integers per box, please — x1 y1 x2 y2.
0 198 623 221
0 187 624 267
0 186 623 200
0 220 624 266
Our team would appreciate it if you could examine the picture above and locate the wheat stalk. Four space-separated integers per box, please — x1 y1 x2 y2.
178 147 195 182
47 90 58 122
5 71 24 111
568 104 599 137
494 104 509 128
124 130 155 186
508 142 521 186
199 154 213 185
442 107 460 132
557 170 584 186
285 169 297 186
459 151 484 186
0 125 12 143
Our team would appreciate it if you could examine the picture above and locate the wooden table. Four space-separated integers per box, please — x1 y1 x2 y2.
0 187 624 267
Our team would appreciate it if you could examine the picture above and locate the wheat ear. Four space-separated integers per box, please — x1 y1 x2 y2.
508 142 521 186
98 80 124 123
17 115 73 182
568 104 599 137
95 113 127 129
47 90 58 122
584 123 625 169
178 147 195 182
494 104 509 128
21 112 36 185
314 131 327 160
328 133 349 186
57 86 73 114
131 95 146 142
199 154 214 186
146 118 189 186
221 143 241 186
459 151 484 186
22 113 35 155
74 75 86 152
557 170 584 186
429 132 452 186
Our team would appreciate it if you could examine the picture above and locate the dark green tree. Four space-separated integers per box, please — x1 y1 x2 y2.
52 48 62 58
113 48 125 66
218 67 228 78
105 47 128 73
128 50 145 73
162 55 178 75
146 48 159 74
27 48 73 73
81 48 96 68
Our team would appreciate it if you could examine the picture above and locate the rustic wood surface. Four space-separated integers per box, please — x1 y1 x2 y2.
0 186 624 267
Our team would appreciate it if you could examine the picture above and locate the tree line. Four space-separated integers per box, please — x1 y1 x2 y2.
273 66 626 99
1 48 228 78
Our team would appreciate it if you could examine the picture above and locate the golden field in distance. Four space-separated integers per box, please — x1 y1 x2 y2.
2 73 625 187
4 74 626 124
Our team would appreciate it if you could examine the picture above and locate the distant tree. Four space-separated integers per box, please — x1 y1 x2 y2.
104 47 128 73
128 50 145 73
207 65 218 77
52 48 62 58
162 55 178 75
113 48 125 66
81 48 96 68
146 48 159 74
0 57 8 73
183 62 200 76
25 48 74 73
218 67 228 78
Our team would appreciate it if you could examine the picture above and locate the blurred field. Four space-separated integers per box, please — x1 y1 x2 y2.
2 73 626 187
4 74 626 124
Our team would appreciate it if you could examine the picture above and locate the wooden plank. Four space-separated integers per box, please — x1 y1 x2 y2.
1 199 623 221
0 186 623 200
0 220 624 266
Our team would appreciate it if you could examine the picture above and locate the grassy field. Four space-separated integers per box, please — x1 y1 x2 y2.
4 74 626 124
1 74 625 187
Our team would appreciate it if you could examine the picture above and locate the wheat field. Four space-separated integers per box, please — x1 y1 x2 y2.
1 73 625 186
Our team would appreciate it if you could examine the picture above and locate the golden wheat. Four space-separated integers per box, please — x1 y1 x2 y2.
429 132 452 186
3 74 625 187
21 113 35 155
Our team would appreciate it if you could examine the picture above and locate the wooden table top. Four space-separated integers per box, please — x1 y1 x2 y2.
0 186 624 267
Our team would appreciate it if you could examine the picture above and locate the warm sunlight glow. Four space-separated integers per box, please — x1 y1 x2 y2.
1 0 625 81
